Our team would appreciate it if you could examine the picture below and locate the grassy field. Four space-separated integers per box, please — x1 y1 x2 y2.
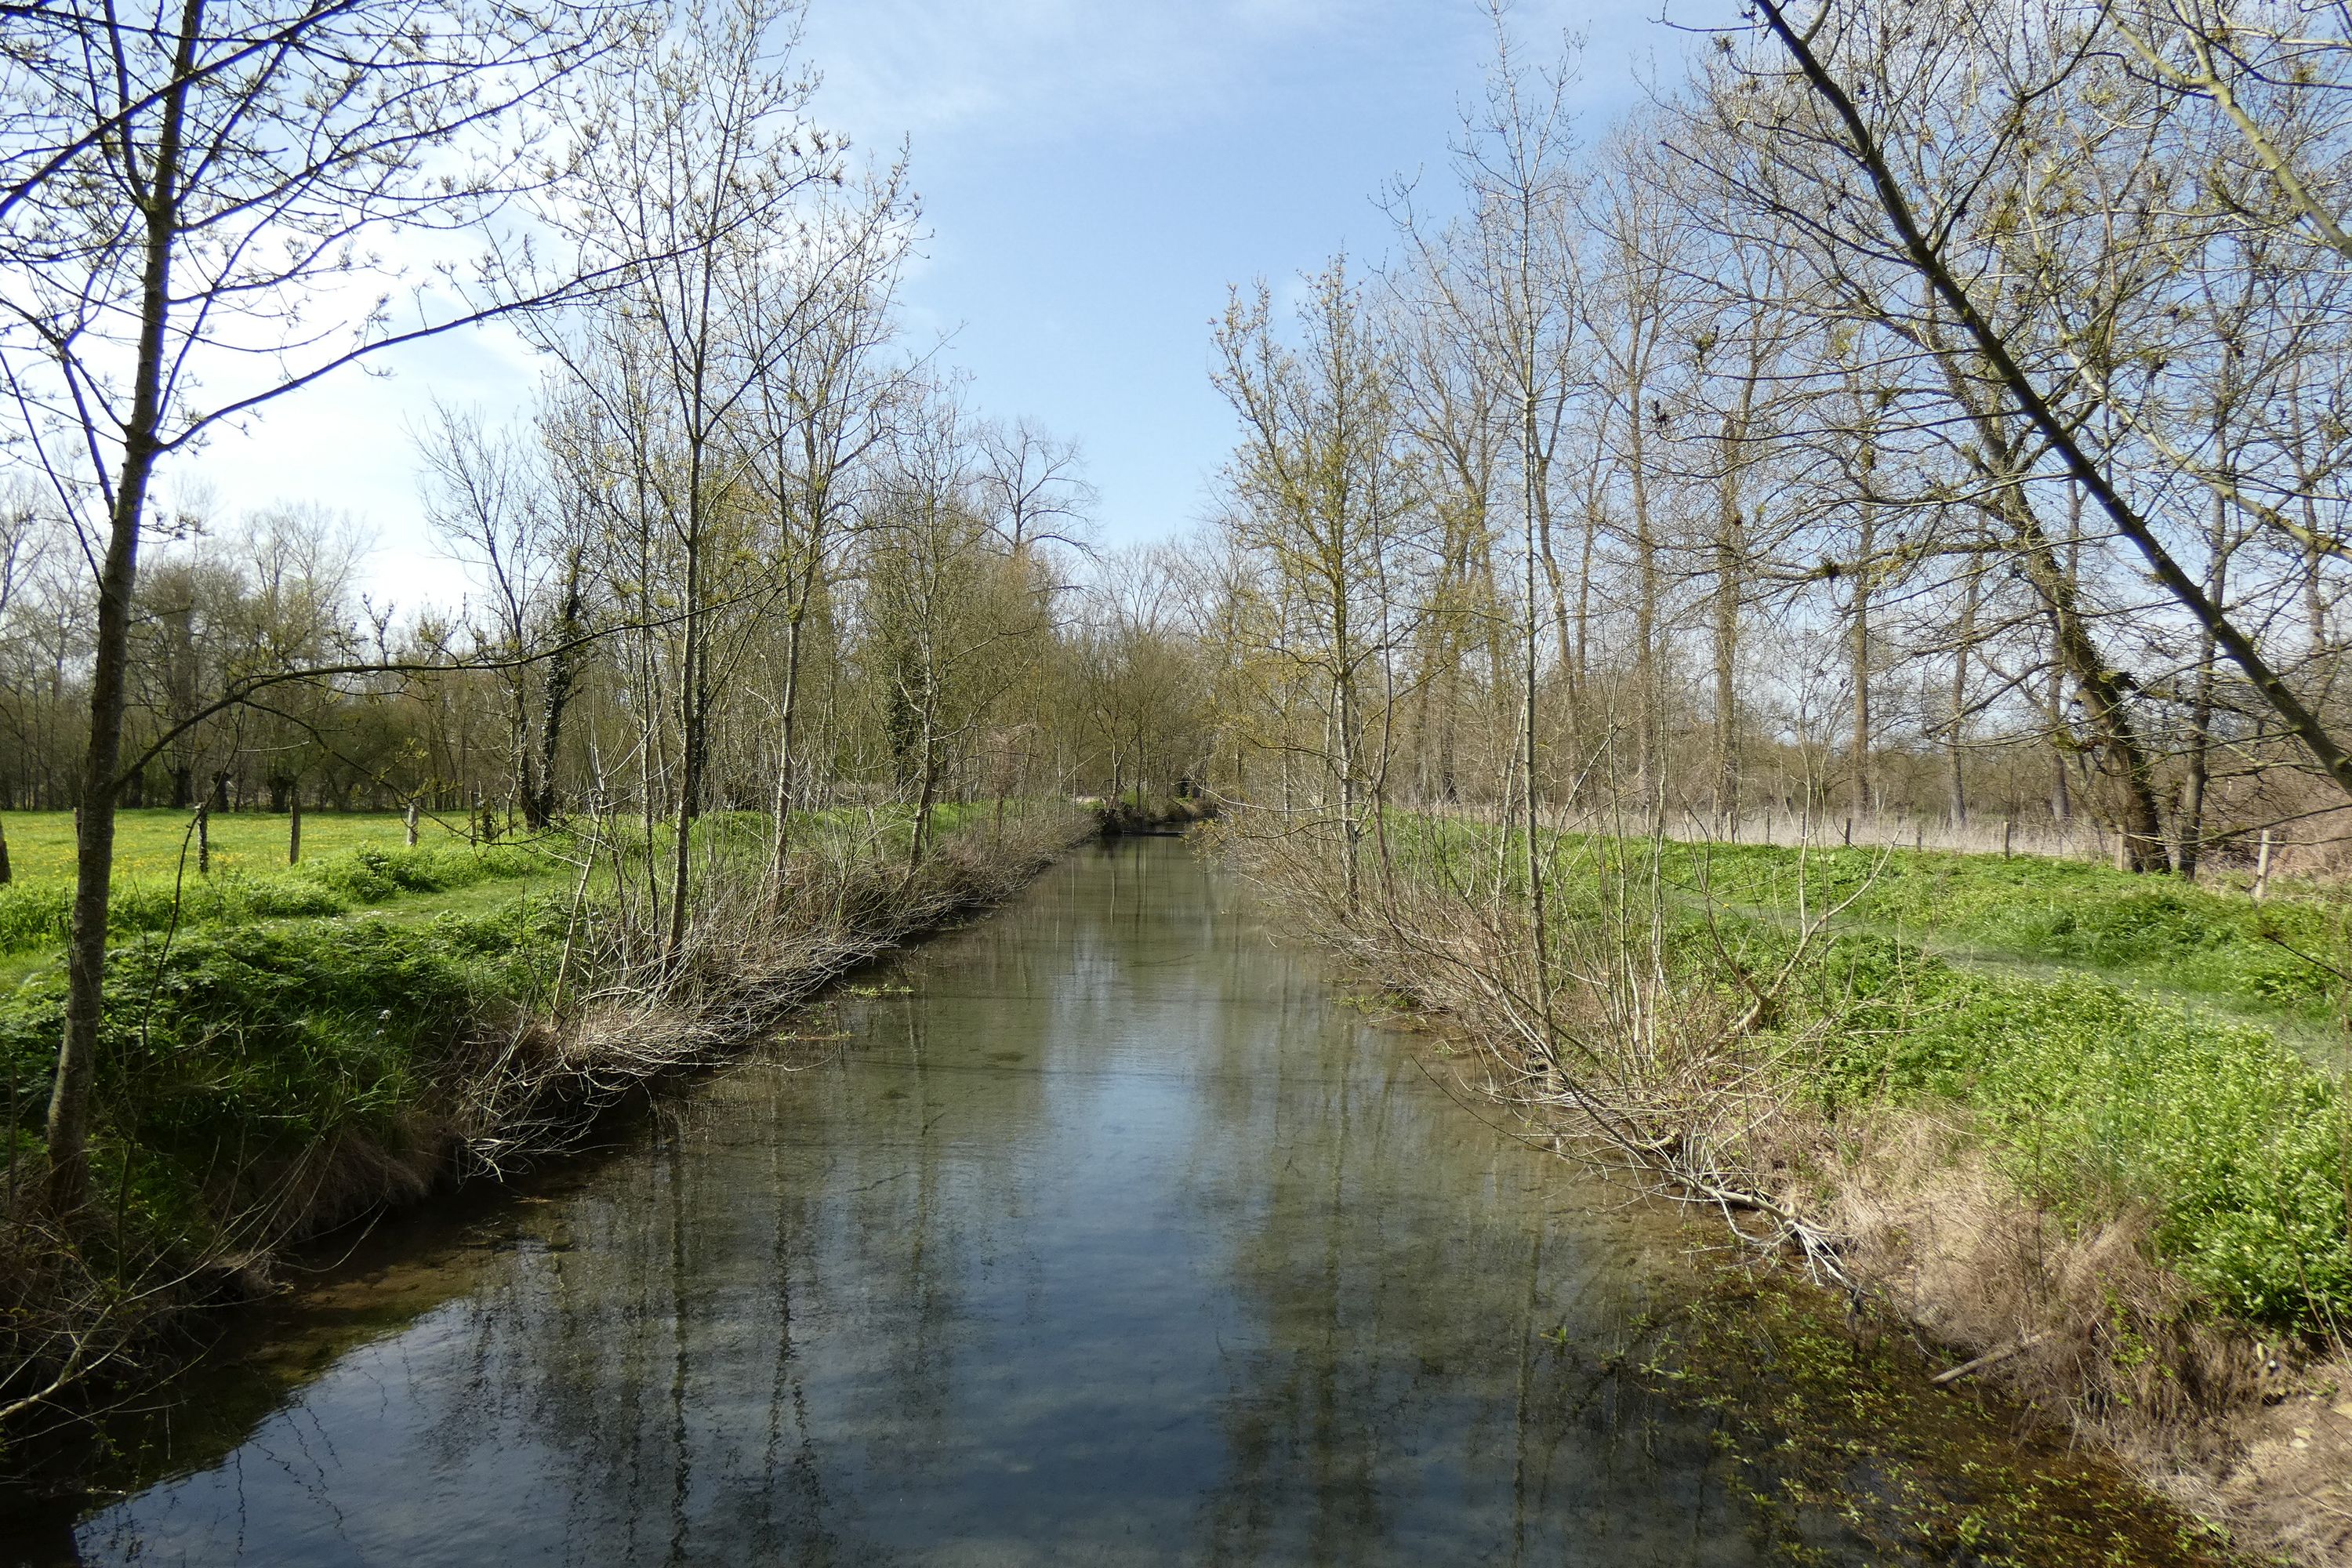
1 808 480 887
0 811 562 982
0 804 1025 974
1378 815 2352 1337
1395 817 2351 1038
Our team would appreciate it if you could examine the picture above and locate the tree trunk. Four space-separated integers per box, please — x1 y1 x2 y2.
2010 495 2169 872
1851 495 1875 822
2180 452 2235 880
666 524 706 964
767 612 805 896
1628 415 1661 810
48 3 197 1209
528 550 587 830
1947 554 1979 827
1712 483 1743 825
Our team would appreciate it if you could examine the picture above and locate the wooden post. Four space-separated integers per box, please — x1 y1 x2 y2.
2002 818 2013 860
195 801 209 877
288 789 301 865
405 798 419 848
0 813 11 887
1842 816 1853 848
2254 829 2274 902
1914 821 1924 852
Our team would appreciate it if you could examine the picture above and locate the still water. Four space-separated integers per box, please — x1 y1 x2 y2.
31 840 1833 1563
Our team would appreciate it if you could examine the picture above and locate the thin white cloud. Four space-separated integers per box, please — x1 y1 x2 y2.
803 0 1402 147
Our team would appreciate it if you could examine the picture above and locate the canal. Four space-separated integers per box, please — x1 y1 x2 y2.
5 838 2219 1565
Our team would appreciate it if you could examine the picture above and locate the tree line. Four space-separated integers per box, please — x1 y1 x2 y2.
1171 0 2352 891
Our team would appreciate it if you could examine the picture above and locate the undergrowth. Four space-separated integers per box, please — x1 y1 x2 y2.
1781 930 2352 1333
1 907 562 1259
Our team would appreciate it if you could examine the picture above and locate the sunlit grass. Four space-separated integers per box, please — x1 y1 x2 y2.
0 808 477 887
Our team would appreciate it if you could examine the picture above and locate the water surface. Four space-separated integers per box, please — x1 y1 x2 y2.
26 840 1837 1563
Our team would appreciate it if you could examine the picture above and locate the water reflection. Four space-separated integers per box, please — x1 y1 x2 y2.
41 839 1760 1566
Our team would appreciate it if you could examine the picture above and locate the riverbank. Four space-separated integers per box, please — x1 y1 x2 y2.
0 803 1093 1474
1218 812 2352 1566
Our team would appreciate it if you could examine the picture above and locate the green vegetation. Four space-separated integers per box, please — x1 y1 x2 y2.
1378 818 2352 1337
1720 869 2350 1334
0 837 549 963
0 808 477 887
1392 818 2347 1026
0 804 1012 965
1 907 561 1252
1671 851 2352 1334
1661 840 2344 1024
1796 934 2349 1330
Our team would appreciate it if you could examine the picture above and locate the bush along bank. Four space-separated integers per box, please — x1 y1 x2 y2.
0 804 1092 1471
1092 789 1220 837
1221 813 2352 1566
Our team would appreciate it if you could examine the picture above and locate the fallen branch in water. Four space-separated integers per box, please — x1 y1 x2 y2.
1930 1333 2049 1388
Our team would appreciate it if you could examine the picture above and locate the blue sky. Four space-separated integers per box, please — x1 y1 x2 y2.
180 0 1696 606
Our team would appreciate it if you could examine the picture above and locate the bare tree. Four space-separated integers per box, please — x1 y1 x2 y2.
975 416 1097 555
538 0 837 961
1 0 644 1207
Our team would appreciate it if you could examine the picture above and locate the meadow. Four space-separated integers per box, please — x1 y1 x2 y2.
1371 816 2352 1338
1 807 479 887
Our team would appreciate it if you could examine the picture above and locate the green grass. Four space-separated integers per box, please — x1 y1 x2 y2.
0 808 478 886
1792 931 2352 1330
1383 815 2352 1336
1657 839 2347 1022
1388 815 2350 1029
0 906 565 1249
0 839 555 963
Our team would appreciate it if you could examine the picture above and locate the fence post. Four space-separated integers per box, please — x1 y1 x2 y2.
2002 818 2013 860
405 798 420 848
288 789 302 866
2254 829 2274 902
195 801 209 877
